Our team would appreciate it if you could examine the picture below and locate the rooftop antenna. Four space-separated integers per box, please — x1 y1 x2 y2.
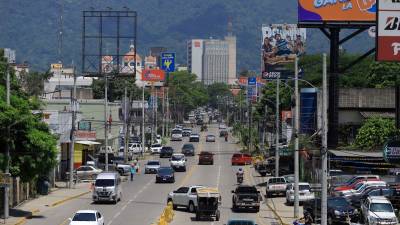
227 16 233 37
58 0 64 98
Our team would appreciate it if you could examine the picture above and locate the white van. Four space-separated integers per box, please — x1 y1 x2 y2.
171 128 183 141
92 172 122 204
128 143 143 154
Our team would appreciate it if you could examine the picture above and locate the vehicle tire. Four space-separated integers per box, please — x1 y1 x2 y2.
119 192 122 202
255 206 260 213
195 212 200 221
216 210 220 221
188 201 195 213
183 167 187 172
327 216 333 225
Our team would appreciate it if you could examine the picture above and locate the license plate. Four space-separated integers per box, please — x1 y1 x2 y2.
163 178 166 180
243 198 253 201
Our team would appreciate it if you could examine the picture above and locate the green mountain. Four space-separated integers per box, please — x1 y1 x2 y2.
0 0 374 72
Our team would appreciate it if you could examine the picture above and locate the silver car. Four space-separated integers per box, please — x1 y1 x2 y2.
206 135 216 142
145 160 161 174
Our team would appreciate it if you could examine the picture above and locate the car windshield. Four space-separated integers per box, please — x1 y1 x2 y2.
228 221 255 225
299 185 310 191
147 161 160 165
183 144 194 149
152 144 161 147
237 186 258 193
162 147 173 151
158 168 173 174
172 130 182 134
95 179 114 187
370 203 393 212
172 155 184 161
354 183 364 190
72 213 96 221
328 198 349 207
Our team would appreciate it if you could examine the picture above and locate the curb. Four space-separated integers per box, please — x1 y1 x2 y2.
50 191 91 207
11 208 40 225
265 201 289 225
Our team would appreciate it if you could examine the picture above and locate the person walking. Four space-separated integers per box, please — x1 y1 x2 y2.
130 164 136 181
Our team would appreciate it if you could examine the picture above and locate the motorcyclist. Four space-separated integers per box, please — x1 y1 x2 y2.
224 132 228 142
236 168 244 179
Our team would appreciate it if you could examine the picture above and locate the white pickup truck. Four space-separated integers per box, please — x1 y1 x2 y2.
167 185 204 212
266 177 287 197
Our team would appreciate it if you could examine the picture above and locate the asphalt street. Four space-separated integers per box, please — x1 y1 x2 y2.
24 124 278 225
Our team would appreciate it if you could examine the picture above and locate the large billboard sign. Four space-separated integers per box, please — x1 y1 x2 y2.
377 0 400 61
161 52 175 72
298 0 377 23
261 24 306 77
141 69 166 82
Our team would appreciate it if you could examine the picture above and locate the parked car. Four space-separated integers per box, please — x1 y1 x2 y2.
182 128 192 137
231 153 252 166
144 160 161 174
331 175 380 190
150 144 162 154
198 151 214 165
231 185 262 212
171 128 183 141
74 166 102 180
339 181 387 197
156 167 175 183
285 183 315 205
206 134 216 142
170 153 187 172
333 177 381 192
128 143 143 154
69 210 104 225
219 130 228 137
189 134 200 142
361 196 398 225
303 197 360 225
181 143 195 156
160 146 174 158
167 185 204 212
266 177 287 197
349 187 394 209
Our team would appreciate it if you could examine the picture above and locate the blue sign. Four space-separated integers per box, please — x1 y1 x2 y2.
161 53 175 72
248 77 256 86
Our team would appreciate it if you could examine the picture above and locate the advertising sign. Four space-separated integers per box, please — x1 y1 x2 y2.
298 0 377 23
261 24 306 75
161 52 175 72
141 69 166 82
248 77 257 86
384 140 400 164
377 0 400 61
74 130 96 141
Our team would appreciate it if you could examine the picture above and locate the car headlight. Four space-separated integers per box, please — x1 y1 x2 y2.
391 217 398 223
369 216 378 223
334 210 342 216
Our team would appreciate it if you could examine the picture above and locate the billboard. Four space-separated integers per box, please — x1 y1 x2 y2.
261 24 306 76
377 0 400 61
141 69 166 82
298 0 377 23
161 52 175 72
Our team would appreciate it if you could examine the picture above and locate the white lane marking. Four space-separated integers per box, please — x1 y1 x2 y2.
211 134 222 225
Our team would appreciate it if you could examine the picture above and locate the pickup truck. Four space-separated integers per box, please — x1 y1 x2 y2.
232 185 262 212
266 177 287 197
167 185 204 212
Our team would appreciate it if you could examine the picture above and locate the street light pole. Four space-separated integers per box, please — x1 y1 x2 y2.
142 83 146 157
321 53 328 225
294 57 300 218
104 74 109 171
68 65 77 188
5 63 10 220
275 74 280 177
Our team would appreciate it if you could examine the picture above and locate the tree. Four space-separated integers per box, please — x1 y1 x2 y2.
206 83 232 109
92 77 142 102
355 117 398 151
19 70 52 96
0 53 57 182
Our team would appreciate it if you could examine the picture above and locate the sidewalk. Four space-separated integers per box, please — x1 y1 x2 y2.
2 182 91 225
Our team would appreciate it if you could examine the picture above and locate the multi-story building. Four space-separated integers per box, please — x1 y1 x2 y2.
187 39 204 81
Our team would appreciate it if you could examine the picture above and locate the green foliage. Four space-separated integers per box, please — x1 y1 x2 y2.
92 78 142 102
19 70 53 96
206 83 232 109
355 117 398 151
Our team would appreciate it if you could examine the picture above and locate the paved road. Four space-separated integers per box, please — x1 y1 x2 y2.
24 124 278 225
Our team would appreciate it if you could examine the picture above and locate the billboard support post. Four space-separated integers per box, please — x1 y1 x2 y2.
275 75 280 177
396 86 400 129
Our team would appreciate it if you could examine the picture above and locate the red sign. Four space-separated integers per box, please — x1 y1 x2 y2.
377 0 400 61
141 69 166 82
74 131 96 141
377 36 400 61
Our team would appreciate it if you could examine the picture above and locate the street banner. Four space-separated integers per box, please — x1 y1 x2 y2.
377 0 400 61
298 0 377 23
161 52 175 72
142 69 166 82
261 24 306 75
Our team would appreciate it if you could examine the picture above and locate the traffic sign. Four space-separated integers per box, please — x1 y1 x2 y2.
161 53 175 72
248 77 256 86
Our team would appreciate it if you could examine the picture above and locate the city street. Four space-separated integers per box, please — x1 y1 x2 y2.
23 125 279 225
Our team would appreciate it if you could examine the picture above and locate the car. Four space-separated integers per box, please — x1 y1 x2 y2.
171 128 183 141
283 174 295 184
219 124 227 129
332 175 380 190
74 166 102 180
189 134 200 142
144 160 161 174
339 181 387 197
160 146 174 158
115 164 131 176
181 143 195 156
231 153 252 166
206 134 216 142
170 153 187 171
226 219 257 225
69 210 104 225
349 187 394 209
167 185 204 212
175 124 183 129
231 185 262 212
285 183 315 205
303 197 360 225
182 128 192 137
92 172 122 203
198 151 214 165
333 177 381 192
128 143 143 154
361 196 398 225
150 144 162 154
266 177 287 197
219 130 228 137
156 167 175 183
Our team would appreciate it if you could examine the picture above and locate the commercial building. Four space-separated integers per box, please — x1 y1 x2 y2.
187 39 204 81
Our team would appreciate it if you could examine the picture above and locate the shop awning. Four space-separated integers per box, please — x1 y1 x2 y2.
76 141 101 145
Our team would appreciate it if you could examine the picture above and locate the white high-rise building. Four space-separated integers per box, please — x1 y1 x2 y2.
187 39 204 81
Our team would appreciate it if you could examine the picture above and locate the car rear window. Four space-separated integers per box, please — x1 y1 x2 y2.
237 186 258 193
72 213 96 221
233 154 241 157
147 161 160 165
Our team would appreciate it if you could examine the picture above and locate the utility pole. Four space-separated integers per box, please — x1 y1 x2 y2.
321 53 328 225
123 84 129 163
166 88 170 136
142 83 146 157
294 57 300 218
104 74 109 171
4 63 10 220
162 88 165 137
68 65 77 188
275 74 280 177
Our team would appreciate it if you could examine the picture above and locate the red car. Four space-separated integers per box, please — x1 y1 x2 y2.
334 177 381 192
231 154 252 166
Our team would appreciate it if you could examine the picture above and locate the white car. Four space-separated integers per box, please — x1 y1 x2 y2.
171 128 183 141
219 124 227 129
150 144 162 154
167 185 204 212
69 210 104 225
128 143 143 154
285 182 314 205
361 196 398 225
170 153 187 171
340 181 387 197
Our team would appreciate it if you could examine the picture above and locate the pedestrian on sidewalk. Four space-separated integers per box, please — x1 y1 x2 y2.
130 164 136 181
